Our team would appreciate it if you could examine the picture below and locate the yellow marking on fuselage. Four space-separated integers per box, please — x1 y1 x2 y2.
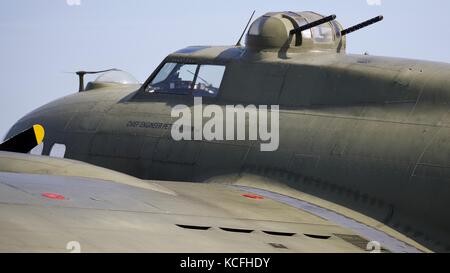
32 124 45 144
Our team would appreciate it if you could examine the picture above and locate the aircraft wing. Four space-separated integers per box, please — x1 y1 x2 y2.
0 126 426 253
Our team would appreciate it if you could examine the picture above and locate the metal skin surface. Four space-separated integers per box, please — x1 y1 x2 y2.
3 11 450 252
0 152 426 252
0 171 376 253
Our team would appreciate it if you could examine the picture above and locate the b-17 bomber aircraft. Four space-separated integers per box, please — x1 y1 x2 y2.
1 10 450 253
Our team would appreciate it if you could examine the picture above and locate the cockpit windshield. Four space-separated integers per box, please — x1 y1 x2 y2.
149 63 196 93
145 62 226 97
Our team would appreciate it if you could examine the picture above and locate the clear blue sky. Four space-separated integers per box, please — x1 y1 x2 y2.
1 0 450 137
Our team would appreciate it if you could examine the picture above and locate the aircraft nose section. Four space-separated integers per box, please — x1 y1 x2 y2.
0 124 45 154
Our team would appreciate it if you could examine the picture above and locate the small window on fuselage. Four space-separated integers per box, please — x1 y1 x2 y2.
145 62 225 97
49 143 66 158
29 142 44 155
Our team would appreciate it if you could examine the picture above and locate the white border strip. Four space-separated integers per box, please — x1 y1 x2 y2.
233 185 422 253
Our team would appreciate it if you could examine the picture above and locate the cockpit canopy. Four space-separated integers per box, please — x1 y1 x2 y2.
84 70 139 91
245 11 345 52
94 70 139 85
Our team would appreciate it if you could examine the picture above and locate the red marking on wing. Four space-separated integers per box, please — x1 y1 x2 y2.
41 192 66 200
241 194 264 200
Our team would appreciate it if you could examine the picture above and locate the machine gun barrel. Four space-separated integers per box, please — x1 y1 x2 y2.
289 14 336 36
341 15 383 36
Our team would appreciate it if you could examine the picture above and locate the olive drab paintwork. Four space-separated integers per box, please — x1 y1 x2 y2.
5 11 450 252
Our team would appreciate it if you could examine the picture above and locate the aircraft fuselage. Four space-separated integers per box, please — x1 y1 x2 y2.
6 48 450 251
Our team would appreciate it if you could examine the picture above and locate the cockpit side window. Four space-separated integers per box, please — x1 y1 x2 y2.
145 62 226 97
192 65 226 97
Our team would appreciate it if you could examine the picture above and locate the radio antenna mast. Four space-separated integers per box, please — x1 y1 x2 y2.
236 10 256 47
